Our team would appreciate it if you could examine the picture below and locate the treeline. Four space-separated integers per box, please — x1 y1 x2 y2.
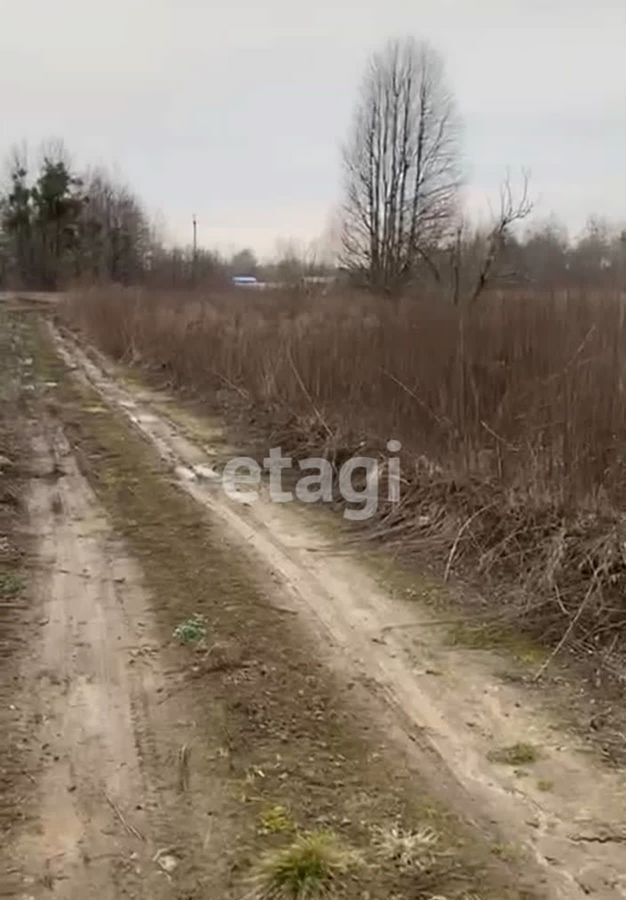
374 212 626 301
1 140 624 294
0 144 330 291
0 144 148 289
484 216 626 291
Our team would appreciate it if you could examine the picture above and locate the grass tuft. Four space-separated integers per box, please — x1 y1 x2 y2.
372 822 441 872
487 742 540 766
258 805 296 835
0 571 25 599
249 830 359 898
536 779 554 792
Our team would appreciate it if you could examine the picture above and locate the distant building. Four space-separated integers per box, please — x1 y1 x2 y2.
302 275 335 286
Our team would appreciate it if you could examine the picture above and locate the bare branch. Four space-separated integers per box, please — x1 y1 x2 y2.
470 170 534 305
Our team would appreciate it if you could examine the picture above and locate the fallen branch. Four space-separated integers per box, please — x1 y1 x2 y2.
444 504 494 582
533 568 601 681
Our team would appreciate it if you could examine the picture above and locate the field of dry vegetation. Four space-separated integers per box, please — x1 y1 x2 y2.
64 285 626 672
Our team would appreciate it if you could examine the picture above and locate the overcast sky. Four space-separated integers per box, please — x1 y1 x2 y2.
1 0 624 257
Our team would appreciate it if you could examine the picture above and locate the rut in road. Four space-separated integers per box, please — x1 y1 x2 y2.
8 413 233 898
52 322 626 900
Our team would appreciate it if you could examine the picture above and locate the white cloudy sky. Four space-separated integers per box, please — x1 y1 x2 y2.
1 0 624 256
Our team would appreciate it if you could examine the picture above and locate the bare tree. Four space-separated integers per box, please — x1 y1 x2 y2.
341 37 460 291
469 171 533 304
1 144 31 285
79 168 149 283
441 173 534 305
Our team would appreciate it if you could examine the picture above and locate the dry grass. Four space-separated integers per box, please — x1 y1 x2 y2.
61 286 626 667
487 743 540 766
247 830 360 899
371 822 442 872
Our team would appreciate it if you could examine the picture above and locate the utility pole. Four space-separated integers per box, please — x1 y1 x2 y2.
192 213 198 286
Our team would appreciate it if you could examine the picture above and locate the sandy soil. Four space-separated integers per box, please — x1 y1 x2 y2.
43 322 626 900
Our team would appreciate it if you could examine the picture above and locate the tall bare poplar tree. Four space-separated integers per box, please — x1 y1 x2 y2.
341 38 460 291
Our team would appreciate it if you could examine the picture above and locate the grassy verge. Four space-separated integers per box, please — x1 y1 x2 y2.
31 316 540 898
0 308 39 889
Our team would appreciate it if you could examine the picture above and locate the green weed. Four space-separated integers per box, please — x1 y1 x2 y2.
173 613 207 644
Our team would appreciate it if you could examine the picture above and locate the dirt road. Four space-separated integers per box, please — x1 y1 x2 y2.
2 308 624 899
4 358 232 898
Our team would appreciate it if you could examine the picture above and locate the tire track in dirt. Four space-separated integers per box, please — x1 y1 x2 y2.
7 411 232 898
51 323 626 900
